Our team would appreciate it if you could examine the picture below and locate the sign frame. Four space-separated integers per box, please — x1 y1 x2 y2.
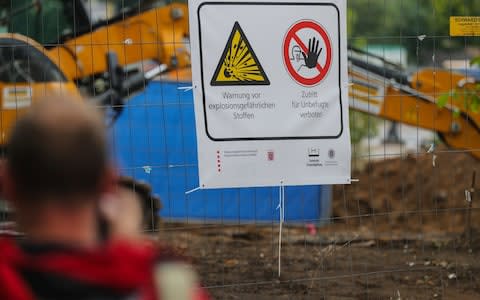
189 0 351 188
196 1 344 142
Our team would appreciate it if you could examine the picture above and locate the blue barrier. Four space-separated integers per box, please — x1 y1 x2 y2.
110 80 331 223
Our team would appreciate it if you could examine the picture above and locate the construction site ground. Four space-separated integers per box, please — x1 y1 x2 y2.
158 148 480 299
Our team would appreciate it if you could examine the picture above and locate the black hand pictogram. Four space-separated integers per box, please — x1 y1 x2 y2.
301 37 322 69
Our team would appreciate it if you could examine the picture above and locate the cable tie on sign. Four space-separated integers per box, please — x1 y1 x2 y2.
426 143 435 153
185 186 201 195
417 34 427 41
351 178 360 182
142 166 152 174
465 189 472 203
177 86 194 92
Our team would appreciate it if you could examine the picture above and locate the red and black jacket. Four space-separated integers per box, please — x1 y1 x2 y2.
0 237 160 300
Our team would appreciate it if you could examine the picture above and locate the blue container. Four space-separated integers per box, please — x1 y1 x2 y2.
110 80 331 223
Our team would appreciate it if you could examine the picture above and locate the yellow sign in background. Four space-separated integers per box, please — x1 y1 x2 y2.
450 16 480 36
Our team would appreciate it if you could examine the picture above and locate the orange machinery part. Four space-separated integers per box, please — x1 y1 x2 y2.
48 3 190 81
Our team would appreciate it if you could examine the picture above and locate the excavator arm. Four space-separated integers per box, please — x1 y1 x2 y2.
47 2 190 84
349 48 480 159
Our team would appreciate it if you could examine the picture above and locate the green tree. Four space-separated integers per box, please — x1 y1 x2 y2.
348 0 480 63
437 57 480 114
349 111 378 147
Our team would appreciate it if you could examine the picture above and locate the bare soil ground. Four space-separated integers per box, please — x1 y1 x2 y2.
332 149 480 232
159 149 480 299
160 224 480 299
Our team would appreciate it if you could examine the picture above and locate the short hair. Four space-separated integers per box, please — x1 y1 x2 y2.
6 94 108 201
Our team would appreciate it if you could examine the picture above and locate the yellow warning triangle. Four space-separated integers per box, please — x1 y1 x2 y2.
211 22 270 86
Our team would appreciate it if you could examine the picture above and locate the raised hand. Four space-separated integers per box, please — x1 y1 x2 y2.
301 37 322 69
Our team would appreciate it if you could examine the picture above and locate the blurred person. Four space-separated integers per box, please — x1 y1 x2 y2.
0 95 208 300
100 177 211 300
1 95 113 248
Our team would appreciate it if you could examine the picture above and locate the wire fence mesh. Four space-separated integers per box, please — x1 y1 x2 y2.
1 0 480 299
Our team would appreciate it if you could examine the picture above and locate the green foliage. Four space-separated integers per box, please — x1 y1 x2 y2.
349 110 379 146
437 92 451 108
438 89 479 114
438 57 480 114
349 1 480 118
4 0 72 45
471 57 480 67
348 0 480 62
472 58 480 68
461 57 479 114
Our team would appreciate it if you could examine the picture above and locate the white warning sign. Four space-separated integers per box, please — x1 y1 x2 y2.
189 0 350 188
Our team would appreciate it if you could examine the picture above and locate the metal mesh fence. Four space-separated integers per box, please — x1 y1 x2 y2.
1 0 480 298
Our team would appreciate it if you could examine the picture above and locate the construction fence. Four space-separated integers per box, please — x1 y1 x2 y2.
2 0 480 299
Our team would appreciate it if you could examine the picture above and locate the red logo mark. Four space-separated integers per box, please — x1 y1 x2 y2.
267 151 275 161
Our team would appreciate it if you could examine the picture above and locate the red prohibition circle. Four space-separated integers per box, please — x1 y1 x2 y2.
283 20 332 86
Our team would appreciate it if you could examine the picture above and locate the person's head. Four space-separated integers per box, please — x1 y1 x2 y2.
2 93 115 227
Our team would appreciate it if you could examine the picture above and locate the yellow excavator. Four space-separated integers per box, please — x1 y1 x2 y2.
0 0 191 143
349 47 480 158
0 0 478 157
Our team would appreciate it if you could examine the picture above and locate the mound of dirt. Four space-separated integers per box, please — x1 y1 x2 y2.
332 149 480 232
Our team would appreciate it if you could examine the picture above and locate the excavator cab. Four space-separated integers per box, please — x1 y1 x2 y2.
0 34 80 144
0 37 66 83
0 0 190 91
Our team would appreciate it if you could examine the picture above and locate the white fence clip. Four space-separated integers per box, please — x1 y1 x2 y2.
465 189 472 203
